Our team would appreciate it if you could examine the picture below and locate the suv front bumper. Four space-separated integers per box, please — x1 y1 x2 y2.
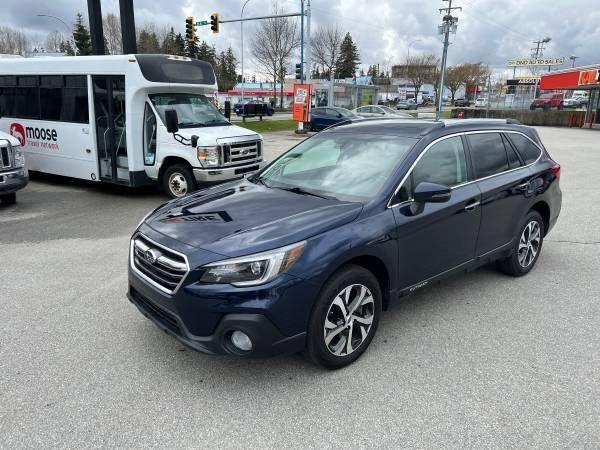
0 168 28 194
193 161 266 183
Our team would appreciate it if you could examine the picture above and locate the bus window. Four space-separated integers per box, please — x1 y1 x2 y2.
143 103 157 165
40 75 62 121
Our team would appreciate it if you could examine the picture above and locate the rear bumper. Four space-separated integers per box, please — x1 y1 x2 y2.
193 161 266 183
0 168 28 194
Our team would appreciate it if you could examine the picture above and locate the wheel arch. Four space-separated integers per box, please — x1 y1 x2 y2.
158 156 194 179
530 201 550 236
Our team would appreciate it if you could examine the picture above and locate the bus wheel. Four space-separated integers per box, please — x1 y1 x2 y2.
162 164 197 199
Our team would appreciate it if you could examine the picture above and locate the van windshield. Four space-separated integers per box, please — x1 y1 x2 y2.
149 93 230 128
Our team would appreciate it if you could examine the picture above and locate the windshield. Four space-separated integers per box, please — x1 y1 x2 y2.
252 133 416 201
336 108 358 118
149 93 229 128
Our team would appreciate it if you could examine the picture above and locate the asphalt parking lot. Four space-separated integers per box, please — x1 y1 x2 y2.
1 127 599 447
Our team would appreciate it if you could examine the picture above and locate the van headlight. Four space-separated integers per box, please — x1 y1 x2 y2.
200 241 306 286
13 146 25 167
197 146 219 167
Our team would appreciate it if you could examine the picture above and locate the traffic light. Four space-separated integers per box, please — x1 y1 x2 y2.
185 16 195 43
295 63 302 80
210 13 220 34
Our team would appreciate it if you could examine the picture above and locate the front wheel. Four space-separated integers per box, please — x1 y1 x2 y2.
497 211 544 276
162 163 197 199
306 265 382 369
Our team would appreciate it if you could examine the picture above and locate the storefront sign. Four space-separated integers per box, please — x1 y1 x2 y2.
507 57 564 67
292 84 311 122
507 78 539 86
578 69 600 86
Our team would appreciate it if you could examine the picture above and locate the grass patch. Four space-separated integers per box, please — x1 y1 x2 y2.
232 119 298 133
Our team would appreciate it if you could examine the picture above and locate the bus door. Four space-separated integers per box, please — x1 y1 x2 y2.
92 75 129 183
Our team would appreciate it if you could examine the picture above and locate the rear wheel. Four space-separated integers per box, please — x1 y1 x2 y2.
306 265 382 369
497 211 544 276
162 163 197 199
0 193 17 205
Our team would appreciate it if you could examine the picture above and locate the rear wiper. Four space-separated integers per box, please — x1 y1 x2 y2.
276 186 329 199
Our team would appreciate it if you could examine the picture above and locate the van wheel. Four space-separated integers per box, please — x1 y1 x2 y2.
162 164 197 199
306 265 382 369
497 211 544 277
0 193 16 205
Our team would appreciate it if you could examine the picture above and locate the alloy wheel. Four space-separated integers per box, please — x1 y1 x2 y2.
168 173 188 197
518 220 541 268
323 284 374 357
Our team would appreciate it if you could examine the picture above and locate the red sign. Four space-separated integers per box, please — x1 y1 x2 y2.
578 69 600 86
292 84 311 122
540 67 600 90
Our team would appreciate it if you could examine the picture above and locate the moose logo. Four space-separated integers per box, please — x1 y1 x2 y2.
9 123 25 146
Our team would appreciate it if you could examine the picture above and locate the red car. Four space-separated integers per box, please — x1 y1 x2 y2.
530 93 564 110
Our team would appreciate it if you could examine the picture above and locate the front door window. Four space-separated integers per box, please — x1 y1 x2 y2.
143 103 157 166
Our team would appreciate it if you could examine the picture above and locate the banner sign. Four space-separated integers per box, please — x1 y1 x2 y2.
397 87 407 100
506 78 539 86
578 69 600 86
292 84 311 122
507 57 564 67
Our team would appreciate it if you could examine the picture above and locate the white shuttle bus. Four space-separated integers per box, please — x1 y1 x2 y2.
0 54 264 197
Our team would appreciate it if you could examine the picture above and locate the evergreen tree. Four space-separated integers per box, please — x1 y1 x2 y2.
59 40 76 56
174 33 186 56
196 41 216 65
72 13 92 55
162 27 177 55
137 30 160 53
336 32 360 78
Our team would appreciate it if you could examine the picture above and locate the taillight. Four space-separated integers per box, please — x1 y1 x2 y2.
551 163 561 180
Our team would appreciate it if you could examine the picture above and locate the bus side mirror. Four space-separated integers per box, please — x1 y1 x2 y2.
165 109 179 134
190 135 198 147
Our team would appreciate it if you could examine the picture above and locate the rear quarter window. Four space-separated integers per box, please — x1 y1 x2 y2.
506 133 542 165
467 133 509 178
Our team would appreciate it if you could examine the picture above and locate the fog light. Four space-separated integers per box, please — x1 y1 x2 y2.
231 330 253 352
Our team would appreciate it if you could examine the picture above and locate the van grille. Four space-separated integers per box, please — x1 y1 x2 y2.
222 141 261 166
0 145 12 169
131 235 189 294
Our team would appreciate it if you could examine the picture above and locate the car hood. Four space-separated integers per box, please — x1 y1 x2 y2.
146 180 363 258
176 124 259 144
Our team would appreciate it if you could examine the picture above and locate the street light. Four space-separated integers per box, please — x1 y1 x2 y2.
37 14 71 34
569 55 578 68
240 0 252 102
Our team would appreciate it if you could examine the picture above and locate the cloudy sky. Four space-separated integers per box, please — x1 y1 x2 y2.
9 0 600 79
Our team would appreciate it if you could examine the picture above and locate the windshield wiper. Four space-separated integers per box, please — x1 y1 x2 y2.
275 186 329 199
203 120 231 127
251 177 271 188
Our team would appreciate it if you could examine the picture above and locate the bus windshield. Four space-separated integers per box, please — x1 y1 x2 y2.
149 93 230 128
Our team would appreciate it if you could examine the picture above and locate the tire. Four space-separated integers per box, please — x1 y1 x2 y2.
0 193 17 205
497 211 545 277
306 264 382 369
161 163 197 199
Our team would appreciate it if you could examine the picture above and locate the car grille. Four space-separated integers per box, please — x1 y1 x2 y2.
130 287 182 336
131 235 189 294
0 145 12 169
222 141 261 167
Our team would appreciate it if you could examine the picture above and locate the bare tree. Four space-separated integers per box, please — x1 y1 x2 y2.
103 13 122 55
45 30 65 52
250 2 299 106
310 25 343 79
444 64 468 102
0 25 30 56
397 54 439 101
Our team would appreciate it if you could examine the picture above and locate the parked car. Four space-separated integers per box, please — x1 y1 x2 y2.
234 99 275 116
309 107 357 131
353 105 413 119
563 95 588 108
474 97 488 108
530 93 564 110
397 98 418 110
128 118 562 368
453 98 471 107
0 131 28 205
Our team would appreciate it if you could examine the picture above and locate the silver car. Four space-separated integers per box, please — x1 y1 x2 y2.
353 105 413 118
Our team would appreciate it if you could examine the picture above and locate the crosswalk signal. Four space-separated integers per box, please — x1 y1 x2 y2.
185 16 195 43
295 63 302 80
210 13 220 34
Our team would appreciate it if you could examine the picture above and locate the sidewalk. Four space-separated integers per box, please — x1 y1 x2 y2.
262 130 312 161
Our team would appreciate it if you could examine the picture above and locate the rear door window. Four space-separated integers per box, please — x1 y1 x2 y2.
506 133 542 164
467 133 509 179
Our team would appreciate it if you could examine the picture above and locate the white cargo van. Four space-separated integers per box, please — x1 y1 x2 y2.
0 54 264 198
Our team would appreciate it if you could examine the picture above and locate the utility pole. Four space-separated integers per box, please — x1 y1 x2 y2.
569 55 578 68
436 0 461 119
240 0 251 102
305 0 311 85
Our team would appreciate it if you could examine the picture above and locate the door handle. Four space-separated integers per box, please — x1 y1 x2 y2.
464 200 480 211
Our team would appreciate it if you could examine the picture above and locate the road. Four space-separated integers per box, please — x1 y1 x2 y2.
1 127 599 447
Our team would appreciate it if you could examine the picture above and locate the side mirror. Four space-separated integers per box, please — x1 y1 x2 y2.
190 135 198 147
337 113 343 118
413 182 451 203
165 109 179 134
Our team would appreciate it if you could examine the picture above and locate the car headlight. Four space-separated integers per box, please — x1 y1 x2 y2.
200 241 306 287
13 146 25 167
197 146 219 167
